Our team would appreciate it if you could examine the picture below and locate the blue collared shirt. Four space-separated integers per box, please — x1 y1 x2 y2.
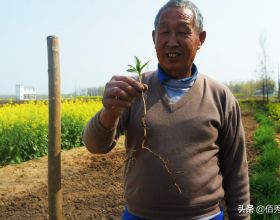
157 64 199 103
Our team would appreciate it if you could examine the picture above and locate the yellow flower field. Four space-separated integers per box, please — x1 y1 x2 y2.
0 99 102 165
267 103 280 121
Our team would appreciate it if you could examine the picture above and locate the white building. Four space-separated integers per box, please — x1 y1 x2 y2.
16 84 37 100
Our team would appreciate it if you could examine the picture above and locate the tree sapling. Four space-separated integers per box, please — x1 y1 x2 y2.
127 56 149 147
126 56 182 193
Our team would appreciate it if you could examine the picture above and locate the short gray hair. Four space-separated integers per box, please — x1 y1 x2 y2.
154 0 204 33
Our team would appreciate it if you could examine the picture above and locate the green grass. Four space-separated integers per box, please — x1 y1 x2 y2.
254 148 280 172
250 106 280 219
250 172 280 220
250 172 280 200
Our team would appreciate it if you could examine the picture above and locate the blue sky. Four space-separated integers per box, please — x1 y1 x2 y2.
1 0 280 94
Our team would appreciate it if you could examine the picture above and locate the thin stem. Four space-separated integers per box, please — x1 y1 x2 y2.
141 91 147 148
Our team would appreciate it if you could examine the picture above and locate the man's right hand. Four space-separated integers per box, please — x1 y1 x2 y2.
99 75 147 129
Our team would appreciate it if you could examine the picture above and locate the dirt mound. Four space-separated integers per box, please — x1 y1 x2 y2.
0 114 257 220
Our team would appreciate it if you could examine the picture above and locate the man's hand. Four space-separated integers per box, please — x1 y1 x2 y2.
100 75 147 129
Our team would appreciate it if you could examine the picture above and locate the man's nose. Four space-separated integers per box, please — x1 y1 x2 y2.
166 33 179 47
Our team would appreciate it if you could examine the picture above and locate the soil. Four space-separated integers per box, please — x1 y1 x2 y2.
0 113 258 220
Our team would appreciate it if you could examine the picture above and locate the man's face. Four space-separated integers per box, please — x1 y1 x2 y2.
153 7 206 78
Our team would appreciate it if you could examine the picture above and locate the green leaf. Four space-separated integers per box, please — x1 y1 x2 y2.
126 68 137 73
127 64 136 70
134 56 140 66
126 65 137 73
127 56 150 81
140 60 150 72
135 56 141 74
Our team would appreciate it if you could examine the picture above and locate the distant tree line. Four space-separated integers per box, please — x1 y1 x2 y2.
70 85 105 97
226 78 275 98
86 86 105 96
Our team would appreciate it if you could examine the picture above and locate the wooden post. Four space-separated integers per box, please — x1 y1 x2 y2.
47 35 63 220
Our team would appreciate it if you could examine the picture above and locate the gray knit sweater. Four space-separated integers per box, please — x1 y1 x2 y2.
83 71 250 220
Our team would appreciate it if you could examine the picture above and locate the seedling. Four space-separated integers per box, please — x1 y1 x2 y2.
125 56 182 193
127 56 149 147
126 56 149 83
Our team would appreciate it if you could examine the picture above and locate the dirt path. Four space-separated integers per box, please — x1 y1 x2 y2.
242 113 259 168
0 114 258 220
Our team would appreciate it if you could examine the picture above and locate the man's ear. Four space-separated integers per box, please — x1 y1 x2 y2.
152 30 156 44
197 31 206 50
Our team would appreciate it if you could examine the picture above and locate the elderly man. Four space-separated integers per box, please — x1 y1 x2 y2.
83 0 250 219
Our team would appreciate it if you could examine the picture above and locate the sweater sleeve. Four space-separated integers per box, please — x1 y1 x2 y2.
217 96 250 220
82 109 128 154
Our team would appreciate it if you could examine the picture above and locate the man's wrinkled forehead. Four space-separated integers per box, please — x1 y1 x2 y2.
157 7 194 26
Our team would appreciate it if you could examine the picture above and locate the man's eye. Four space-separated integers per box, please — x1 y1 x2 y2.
178 31 188 36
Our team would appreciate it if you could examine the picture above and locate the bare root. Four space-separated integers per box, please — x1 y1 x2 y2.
123 90 182 194
142 146 182 194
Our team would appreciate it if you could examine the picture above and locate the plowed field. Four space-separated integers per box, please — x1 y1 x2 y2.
0 114 258 220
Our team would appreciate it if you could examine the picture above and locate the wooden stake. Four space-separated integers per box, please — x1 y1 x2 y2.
47 35 63 220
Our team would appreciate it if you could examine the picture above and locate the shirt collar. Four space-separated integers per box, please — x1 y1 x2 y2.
157 63 198 84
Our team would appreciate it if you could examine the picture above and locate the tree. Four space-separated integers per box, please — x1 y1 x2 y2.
257 33 273 102
255 78 275 95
